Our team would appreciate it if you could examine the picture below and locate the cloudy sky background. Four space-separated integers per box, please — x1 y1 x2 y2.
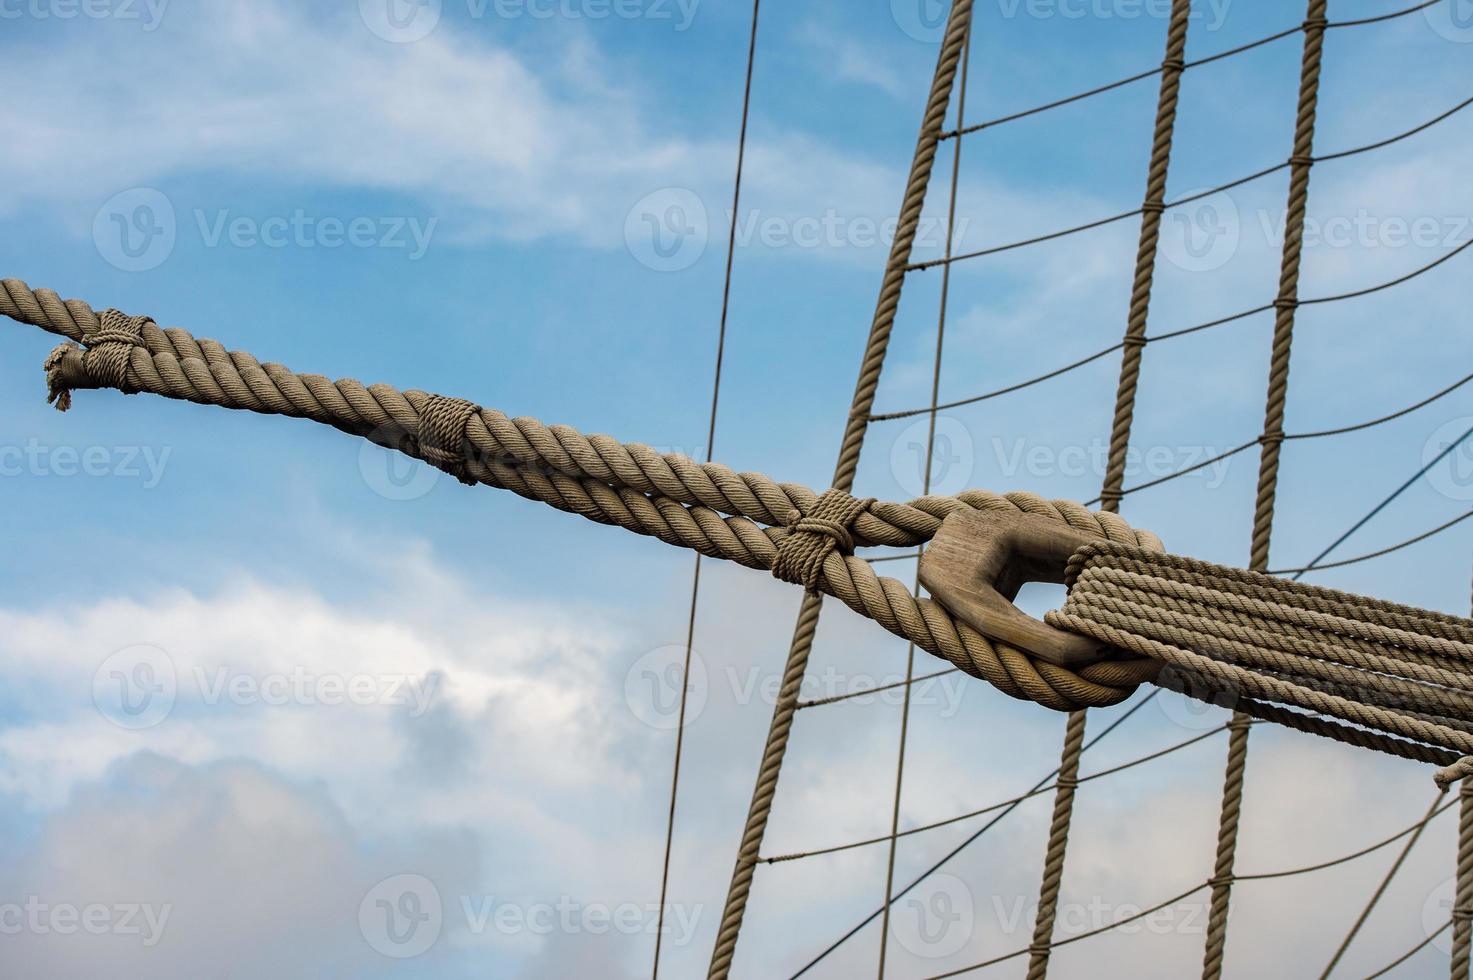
0 0 1471 976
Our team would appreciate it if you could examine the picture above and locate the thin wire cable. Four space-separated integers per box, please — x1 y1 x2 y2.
939 0 1441 141
873 237 1473 422
788 690 1159 978
922 795 1459 979
905 93 1471 274
652 5 760 976
764 722 1233 864
1084 366 1473 506
1267 509 1473 576
1364 922 1450 979
707 5 977 974
877 25 973 979
1318 790 1448 978
796 667 961 710
1289 420 1473 580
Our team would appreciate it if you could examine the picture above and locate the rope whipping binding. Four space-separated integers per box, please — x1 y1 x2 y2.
706 3 976 975
652 2 761 976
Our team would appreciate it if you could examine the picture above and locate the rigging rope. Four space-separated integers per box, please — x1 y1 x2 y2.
651 3 760 975
878 19 973 979
939 0 1443 141
706 4 977 974
1200 4 1327 975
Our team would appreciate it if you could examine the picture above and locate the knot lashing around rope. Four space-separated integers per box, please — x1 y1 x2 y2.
45 308 150 411
418 394 480 486
773 489 875 594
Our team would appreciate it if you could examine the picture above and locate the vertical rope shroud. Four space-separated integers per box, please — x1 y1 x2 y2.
705 3 976 976
1453 562 1473 979
876 21 974 978
1201 4 1329 978
1025 2 1191 976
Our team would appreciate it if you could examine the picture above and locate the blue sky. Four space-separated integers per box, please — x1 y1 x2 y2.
0 1 1471 977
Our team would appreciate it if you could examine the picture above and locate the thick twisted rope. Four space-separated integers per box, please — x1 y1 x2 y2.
1197 4 1329 977
1 276 1159 713
707 3 977 975
1050 542 1473 786
1026 5 1193 977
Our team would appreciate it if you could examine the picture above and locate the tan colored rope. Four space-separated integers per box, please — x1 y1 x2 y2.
1193 4 1329 976
1048 542 1473 784
1455 777 1473 978
1025 5 1192 978
3 277 1165 715
706 4 978 974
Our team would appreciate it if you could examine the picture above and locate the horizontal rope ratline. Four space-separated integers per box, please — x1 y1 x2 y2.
8 279 1473 783
939 0 1443 141
874 235 1473 422
907 91 1473 275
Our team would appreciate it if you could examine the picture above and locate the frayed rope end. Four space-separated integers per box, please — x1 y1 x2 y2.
42 342 77 412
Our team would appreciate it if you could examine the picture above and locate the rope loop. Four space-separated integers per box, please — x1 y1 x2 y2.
1287 153 1315 169
419 394 480 486
1161 56 1186 74
772 488 874 594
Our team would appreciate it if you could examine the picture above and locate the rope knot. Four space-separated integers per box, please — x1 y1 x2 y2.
1287 154 1315 169
419 394 481 486
772 489 874 595
1160 56 1186 74
1257 429 1285 448
1140 200 1166 215
43 308 151 411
